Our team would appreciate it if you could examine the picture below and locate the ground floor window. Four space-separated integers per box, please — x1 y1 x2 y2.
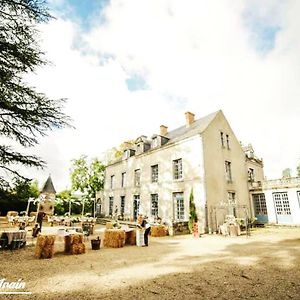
151 194 158 217
109 197 114 216
228 191 236 217
173 192 184 220
273 192 291 215
133 195 140 221
253 193 267 215
297 191 300 208
120 196 125 216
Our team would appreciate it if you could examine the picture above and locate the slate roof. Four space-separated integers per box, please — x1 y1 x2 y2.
41 175 56 194
108 110 221 166
165 110 220 143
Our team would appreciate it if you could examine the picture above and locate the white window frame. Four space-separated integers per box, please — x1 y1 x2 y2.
173 158 183 180
151 194 159 217
134 169 141 186
151 165 158 183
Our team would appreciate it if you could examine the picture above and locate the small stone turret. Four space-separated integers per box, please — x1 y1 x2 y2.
39 175 56 215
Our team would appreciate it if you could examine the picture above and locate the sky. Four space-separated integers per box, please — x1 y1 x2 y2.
19 0 300 191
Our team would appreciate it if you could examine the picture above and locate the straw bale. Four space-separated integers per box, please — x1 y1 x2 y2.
45 235 56 245
36 235 46 247
150 225 167 237
125 230 136 245
65 233 85 254
70 243 86 255
103 229 125 248
35 235 55 259
105 222 113 229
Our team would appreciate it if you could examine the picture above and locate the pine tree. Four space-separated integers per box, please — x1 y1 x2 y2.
0 0 71 187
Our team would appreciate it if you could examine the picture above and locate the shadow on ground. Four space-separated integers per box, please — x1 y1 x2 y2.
1 232 300 300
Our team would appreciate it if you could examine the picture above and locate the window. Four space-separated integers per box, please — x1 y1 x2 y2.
134 169 141 186
297 191 300 208
151 194 159 217
273 192 291 215
136 143 142 154
253 193 267 215
151 165 158 183
133 195 140 221
109 197 114 216
174 192 184 220
228 192 236 216
110 175 115 189
152 137 158 148
173 158 183 180
225 161 232 182
228 192 236 205
226 134 230 149
122 150 129 160
120 196 125 215
121 172 126 188
220 132 224 147
248 168 255 181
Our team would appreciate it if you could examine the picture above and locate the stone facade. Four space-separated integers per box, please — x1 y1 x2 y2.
251 177 300 225
98 110 262 233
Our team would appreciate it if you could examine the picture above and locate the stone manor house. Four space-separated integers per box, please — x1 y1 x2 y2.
97 110 266 233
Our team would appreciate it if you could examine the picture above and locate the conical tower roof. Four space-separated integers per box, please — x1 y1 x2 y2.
41 175 56 194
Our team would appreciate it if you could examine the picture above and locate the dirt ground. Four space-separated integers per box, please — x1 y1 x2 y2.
0 226 300 300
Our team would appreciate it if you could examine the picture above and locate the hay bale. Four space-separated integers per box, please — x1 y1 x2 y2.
125 230 136 245
64 233 85 254
105 222 113 229
150 225 166 237
35 235 56 259
103 229 125 248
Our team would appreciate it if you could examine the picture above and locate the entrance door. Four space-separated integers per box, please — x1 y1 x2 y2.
273 192 293 224
253 193 268 223
133 195 140 221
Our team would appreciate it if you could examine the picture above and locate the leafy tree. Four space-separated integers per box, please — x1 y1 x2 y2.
297 164 300 177
103 140 135 164
0 178 40 215
70 156 105 213
113 140 135 160
55 189 82 215
0 0 71 187
70 156 105 214
282 168 292 179
188 189 198 233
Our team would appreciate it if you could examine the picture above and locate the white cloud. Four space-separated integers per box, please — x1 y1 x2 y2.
20 0 300 189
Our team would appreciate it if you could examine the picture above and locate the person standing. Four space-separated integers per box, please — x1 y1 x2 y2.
141 216 151 246
37 211 46 232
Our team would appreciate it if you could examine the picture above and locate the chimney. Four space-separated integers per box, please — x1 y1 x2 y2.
185 112 195 127
160 125 168 136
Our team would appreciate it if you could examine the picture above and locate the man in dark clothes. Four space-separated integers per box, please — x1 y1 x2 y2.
141 216 151 246
37 211 46 232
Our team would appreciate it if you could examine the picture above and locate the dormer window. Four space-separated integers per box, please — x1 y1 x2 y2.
122 149 135 160
152 137 158 148
135 136 151 154
136 143 142 154
122 150 129 160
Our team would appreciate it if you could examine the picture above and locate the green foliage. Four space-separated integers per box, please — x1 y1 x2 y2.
297 165 300 177
188 189 198 233
0 178 40 215
104 140 135 164
70 156 105 214
0 0 71 187
55 189 82 215
113 140 135 160
282 168 292 179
